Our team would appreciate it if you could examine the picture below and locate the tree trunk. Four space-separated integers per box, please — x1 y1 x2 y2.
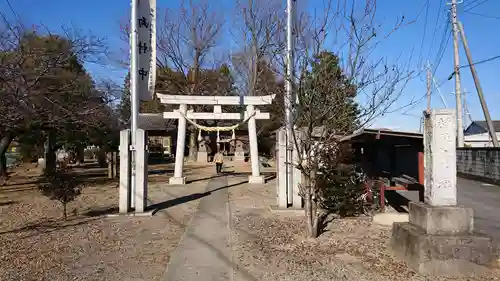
188 44 200 162
107 152 113 179
75 145 84 166
0 133 14 181
304 191 314 237
188 129 198 162
303 171 320 238
113 152 118 178
63 202 67 221
97 148 107 168
44 131 56 174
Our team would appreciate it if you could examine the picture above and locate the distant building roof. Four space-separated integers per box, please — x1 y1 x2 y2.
465 121 500 135
271 127 422 140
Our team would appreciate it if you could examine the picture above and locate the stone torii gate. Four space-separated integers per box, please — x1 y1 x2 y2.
157 93 275 185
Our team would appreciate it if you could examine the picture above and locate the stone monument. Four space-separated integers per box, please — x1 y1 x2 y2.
234 139 245 161
197 139 208 163
391 109 494 276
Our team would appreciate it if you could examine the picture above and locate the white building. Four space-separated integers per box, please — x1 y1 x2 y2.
463 120 500 147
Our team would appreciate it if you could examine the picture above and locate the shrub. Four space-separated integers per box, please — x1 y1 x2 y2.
38 168 85 220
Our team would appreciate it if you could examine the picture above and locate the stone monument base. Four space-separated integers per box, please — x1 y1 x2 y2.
197 151 208 163
248 175 265 184
169 177 186 185
234 151 245 161
391 202 494 276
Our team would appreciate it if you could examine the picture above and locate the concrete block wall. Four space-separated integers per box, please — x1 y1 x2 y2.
457 148 500 183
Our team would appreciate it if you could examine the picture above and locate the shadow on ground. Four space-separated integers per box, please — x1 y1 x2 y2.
0 200 17 206
150 175 250 213
0 217 100 239
0 179 43 188
82 206 119 217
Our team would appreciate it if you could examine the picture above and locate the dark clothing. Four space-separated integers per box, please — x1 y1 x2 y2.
216 163 223 174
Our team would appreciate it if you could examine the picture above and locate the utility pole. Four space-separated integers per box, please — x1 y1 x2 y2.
426 61 432 112
285 0 296 205
463 88 473 126
463 88 467 128
450 0 464 147
457 22 499 147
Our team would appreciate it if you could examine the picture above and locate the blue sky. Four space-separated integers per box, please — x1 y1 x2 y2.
2 0 499 132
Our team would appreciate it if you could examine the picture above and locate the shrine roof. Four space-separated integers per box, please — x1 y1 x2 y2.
137 113 172 131
340 128 423 141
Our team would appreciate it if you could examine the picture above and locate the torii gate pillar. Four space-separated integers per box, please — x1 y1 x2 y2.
169 104 187 185
247 104 264 184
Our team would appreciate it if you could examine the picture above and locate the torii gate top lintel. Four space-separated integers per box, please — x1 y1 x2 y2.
156 93 275 105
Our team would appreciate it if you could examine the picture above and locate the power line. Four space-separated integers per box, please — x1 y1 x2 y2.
463 55 500 67
432 19 451 76
463 0 483 9
465 11 500 20
4 0 24 28
464 0 491 11
447 55 500 79
433 33 451 76
433 12 450 62
415 0 431 20
418 0 431 67
426 0 444 61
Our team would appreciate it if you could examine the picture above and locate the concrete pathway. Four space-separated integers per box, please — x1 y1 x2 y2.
457 178 500 248
163 176 232 281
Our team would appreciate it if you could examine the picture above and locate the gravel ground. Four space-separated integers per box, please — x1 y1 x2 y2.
228 177 500 281
0 163 212 281
3 162 498 281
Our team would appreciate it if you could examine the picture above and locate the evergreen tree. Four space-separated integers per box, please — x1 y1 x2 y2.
297 51 359 134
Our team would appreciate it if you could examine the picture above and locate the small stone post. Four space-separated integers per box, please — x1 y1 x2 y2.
135 129 148 213
277 128 288 207
247 105 264 184
119 129 131 214
391 109 494 276
170 104 187 185
275 127 303 209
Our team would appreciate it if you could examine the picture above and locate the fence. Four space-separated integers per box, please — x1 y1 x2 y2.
456 147 500 183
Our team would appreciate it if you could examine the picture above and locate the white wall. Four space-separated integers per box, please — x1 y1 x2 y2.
464 132 500 147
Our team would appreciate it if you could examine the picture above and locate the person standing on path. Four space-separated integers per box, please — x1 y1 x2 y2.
213 150 224 174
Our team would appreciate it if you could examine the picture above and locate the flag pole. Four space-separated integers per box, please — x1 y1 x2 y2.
130 0 139 208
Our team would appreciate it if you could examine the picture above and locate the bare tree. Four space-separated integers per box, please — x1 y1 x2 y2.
278 0 415 238
156 0 225 159
231 0 285 97
0 14 110 179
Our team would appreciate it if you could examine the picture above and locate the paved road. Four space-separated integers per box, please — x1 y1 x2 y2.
163 177 232 281
457 178 500 247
